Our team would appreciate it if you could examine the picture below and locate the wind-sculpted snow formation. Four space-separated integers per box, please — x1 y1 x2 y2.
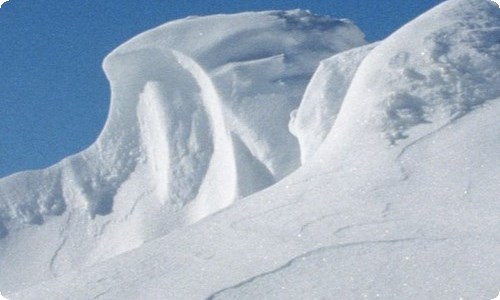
0 10 365 291
289 42 379 164
323 0 500 146
2 0 500 298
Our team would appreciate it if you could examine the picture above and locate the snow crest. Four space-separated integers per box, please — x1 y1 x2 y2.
0 10 364 233
0 9 365 292
290 43 378 164
2 0 499 297
320 0 500 152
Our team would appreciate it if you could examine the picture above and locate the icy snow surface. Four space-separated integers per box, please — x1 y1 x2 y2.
1 0 500 299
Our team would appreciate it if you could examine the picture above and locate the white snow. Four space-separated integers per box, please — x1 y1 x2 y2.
0 9 365 292
290 42 378 164
1 0 499 299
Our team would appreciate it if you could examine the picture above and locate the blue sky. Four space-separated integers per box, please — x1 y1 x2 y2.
0 0 443 178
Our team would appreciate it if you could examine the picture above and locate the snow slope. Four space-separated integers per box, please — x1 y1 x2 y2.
0 10 365 292
3 0 500 298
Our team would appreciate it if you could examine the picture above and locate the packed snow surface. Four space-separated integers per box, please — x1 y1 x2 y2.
1 0 500 299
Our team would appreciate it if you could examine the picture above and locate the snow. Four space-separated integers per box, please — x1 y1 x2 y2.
314 0 500 155
290 42 378 164
1 0 500 299
0 9 365 293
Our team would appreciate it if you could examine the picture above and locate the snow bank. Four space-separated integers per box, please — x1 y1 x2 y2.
0 9 365 292
292 0 500 166
316 0 500 159
7 0 499 299
3 0 499 298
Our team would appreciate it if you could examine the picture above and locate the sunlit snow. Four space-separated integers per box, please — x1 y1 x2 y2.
1 0 499 299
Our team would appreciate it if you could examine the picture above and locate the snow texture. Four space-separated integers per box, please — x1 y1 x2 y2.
1 0 500 299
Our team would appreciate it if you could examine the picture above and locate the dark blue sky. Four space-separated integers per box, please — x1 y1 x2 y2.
0 0 443 178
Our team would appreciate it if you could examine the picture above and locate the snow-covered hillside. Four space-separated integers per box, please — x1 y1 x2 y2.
2 0 500 299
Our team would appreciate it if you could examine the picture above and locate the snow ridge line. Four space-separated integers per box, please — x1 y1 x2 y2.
205 237 446 299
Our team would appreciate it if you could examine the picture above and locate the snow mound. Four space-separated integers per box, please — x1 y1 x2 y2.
0 10 365 292
6 0 499 299
318 0 500 153
2 0 500 298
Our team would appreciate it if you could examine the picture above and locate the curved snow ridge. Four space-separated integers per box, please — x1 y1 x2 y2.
167 49 238 224
314 0 500 162
99 10 365 226
0 14 366 290
0 10 366 292
98 9 365 225
105 9 366 183
290 43 379 164
0 9 365 239
134 48 236 218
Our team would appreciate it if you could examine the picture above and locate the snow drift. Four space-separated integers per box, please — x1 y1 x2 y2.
2 0 500 298
0 9 365 291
